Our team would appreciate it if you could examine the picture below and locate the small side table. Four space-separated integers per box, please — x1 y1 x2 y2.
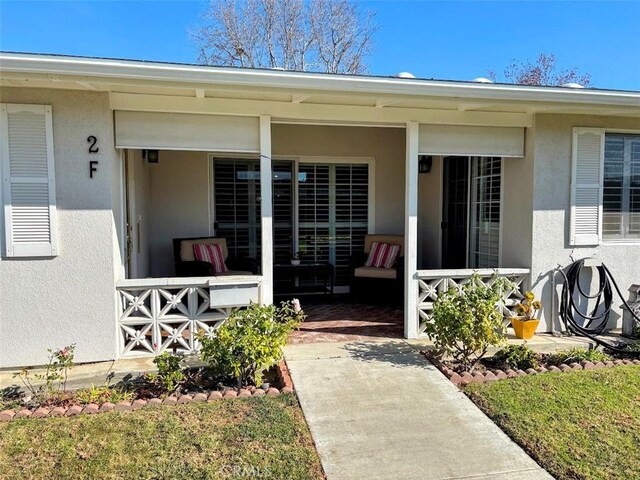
273 263 334 298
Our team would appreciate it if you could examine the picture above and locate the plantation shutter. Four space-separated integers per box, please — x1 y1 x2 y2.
0 104 58 257
570 127 604 246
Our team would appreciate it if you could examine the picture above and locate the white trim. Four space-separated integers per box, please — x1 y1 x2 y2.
3 53 638 108
436 156 443 268
405 121 420 339
465 158 471 268
259 115 273 304
110 93 533 128
117 149 127 279
499 157 505 266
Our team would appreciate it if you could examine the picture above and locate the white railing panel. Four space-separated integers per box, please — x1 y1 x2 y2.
116 276 263 358
416 268 530 336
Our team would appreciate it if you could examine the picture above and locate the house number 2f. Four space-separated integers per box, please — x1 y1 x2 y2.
87 135 99 178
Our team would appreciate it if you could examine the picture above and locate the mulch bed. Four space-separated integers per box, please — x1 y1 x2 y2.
0 360 294 422
424 351 640 387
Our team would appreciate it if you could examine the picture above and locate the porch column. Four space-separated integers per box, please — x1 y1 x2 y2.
259 115 273 304
404 121 419 339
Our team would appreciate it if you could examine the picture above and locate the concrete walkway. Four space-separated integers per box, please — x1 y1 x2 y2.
284 340 553 480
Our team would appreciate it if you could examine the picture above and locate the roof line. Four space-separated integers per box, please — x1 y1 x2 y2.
1 52 639 108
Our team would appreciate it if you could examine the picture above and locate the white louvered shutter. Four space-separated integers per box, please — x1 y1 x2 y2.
1 104 58 257
570 127 604 246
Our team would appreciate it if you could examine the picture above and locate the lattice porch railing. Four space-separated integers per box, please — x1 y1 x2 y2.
116 276 262 358
417 268 530 336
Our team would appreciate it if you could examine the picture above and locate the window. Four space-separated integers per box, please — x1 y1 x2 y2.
442 156 502 269
468 156 502 267
603 134 640 241
0 104 57 257
298 163 369 285
212 158 371 287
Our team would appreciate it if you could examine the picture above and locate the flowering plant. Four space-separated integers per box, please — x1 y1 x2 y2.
515 291 542 321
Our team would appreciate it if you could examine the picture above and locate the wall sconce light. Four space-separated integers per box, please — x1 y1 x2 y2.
418 155 432 174
143 149 159 164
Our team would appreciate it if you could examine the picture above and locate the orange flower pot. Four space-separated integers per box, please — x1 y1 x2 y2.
510 317 540 340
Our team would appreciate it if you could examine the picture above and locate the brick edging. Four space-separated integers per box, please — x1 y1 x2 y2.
277 359 294 390
0 364 295 422
429 357 640 387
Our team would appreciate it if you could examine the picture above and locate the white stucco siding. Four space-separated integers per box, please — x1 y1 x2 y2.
531 114 640 332
0 87 119 367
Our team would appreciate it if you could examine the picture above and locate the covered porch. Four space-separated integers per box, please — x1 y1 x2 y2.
115 106 533 358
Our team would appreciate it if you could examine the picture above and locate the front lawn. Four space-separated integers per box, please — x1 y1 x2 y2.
466 365 640 480
0 394 324 480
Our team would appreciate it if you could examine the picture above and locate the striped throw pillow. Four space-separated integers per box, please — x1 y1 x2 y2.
365 242 401 269
193 243 229 273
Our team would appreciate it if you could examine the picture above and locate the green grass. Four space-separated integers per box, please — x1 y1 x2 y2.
0 394 324 480
466 365 640 480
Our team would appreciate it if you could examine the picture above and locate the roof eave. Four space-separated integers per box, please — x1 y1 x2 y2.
1 52 639 109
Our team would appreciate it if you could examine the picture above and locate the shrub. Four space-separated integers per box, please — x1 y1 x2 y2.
145 352 186 394
199 300 303 387
493 344 539 370
547 347 611 366
425 275 514 372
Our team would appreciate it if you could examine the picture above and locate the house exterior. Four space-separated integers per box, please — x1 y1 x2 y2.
0 52 638 368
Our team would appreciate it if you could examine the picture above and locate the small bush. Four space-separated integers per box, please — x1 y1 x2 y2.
547 347 611 366
425 274 515 372
493 344 539 370
145 352 186 394
199 300 303 387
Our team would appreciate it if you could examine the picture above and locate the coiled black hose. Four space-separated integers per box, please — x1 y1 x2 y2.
558 259 640 355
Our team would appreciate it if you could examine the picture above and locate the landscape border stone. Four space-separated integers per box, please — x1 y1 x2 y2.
0 362 294 422
426 354 640 387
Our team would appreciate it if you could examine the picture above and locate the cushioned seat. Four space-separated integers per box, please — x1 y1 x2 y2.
354 266 397 279
350 234 404 306
173 237 259 277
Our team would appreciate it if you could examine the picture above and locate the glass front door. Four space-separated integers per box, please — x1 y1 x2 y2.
441 156 502 268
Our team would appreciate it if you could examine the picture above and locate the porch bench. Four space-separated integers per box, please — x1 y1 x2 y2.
173 237 259 277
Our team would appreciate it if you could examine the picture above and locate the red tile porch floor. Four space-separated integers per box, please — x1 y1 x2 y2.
288 301 404 343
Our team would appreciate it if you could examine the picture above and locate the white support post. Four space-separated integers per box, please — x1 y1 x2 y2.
404 121 419 338
259 115 274 305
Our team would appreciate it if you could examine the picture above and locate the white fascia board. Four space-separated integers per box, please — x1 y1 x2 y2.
1 52 639 109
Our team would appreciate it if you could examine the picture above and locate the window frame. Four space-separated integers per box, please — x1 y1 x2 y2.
601 129 640 246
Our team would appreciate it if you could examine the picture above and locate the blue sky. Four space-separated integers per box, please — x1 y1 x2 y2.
1 1 639 90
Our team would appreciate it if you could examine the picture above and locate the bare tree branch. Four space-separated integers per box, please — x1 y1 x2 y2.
489 53 592 87
193 0 378 74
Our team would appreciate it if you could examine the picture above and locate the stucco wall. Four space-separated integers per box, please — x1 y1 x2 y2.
532 114 640 332
146 151 211 277
0 87 119 367
501 127 534 269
